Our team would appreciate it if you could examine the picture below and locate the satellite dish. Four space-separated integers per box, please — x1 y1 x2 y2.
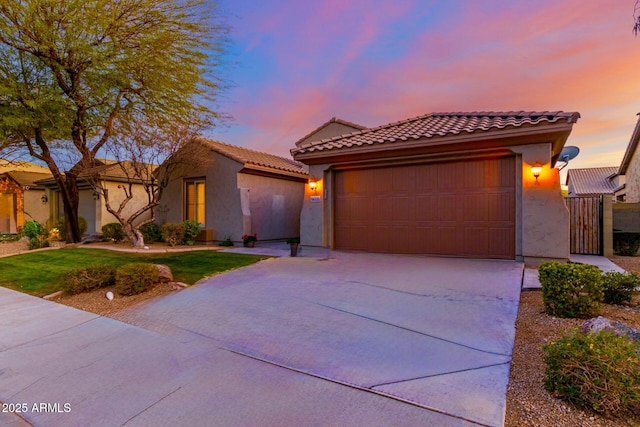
560 146 580 163
558 146 579 170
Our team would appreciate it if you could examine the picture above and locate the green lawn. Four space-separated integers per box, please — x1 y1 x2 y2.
0 248 267 296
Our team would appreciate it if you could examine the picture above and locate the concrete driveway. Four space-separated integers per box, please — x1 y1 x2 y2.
0 250 523 427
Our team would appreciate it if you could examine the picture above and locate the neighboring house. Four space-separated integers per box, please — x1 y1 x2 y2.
294 117 367 149
291 111 581 266
565 167 619 200
37 160 154 235
616 113 640 202
162 138 308 243
0 169 51 233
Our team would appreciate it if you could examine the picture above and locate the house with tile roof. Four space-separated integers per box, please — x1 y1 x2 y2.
36 160 156 235
291 111 581 266
565 167 620 199
0 163 51 233
161 138 308 244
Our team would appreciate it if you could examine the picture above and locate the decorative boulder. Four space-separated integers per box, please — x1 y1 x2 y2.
581 316 640 347
155 264 173 283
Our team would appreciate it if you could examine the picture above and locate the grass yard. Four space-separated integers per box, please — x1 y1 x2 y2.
0 248 267 296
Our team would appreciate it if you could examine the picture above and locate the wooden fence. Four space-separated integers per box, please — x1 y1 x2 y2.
565 196 602 255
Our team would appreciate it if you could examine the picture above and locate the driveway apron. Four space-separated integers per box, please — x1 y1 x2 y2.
1 252 522 427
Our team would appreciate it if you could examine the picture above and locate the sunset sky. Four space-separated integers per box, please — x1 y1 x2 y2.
209 0 640 177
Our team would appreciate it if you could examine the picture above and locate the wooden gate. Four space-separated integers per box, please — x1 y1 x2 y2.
565 196 602 255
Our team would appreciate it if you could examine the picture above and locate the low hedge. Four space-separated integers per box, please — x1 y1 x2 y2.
539 261 604 318
115 263 159 296
544 330 640 415
62 265 117 294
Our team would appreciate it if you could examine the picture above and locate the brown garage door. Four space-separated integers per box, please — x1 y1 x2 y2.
334 157 515 259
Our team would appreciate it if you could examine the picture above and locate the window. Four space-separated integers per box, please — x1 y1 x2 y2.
185 179 205 226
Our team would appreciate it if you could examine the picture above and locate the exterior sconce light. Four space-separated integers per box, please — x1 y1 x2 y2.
531 163 542 181
92 191 100 201
41 194 48 204
308 179 317 193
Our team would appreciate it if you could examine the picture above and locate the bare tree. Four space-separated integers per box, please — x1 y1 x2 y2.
634 0 640 35
87 119 212 248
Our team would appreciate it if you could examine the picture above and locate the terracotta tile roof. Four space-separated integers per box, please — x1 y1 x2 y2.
291 111 580 155
198 138 308 178
566 167 618 195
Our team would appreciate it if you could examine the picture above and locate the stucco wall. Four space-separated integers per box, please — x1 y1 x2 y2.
163 152 303 243
23 189 48 225
624 150 640 202
510 143 570 264
300 164 330 246
99 181 152 231
237 173 303 240
207 154 244 241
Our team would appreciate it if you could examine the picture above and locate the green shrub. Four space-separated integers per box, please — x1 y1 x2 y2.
602 271 640 305
115 263 159 296
544 330 640 415
28 236 49 250
539 262 604 318
23 221 46 239
219 235 233 246
161 223 185 247
62 265 116 294
140 222 162 243
101 222 125 243
182 220 201 245
57 216 88 238
613 232 640 256
23 221 49 249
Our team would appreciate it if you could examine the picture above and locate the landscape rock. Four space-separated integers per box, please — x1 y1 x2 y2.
155 264 173 282
581 316 640 344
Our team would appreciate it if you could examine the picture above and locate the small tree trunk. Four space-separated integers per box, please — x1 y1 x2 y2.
123 223 145 248
61 175 82 243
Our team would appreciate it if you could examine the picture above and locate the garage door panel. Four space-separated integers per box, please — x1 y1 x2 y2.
489 227 515 258
334 157 515 259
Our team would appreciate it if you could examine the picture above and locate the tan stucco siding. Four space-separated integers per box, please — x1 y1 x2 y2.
624 150 640 202
237 172 303 240
207 154 245 241
300 164 330 246
510 143 569 264
100 181 152 231
23 189 48 225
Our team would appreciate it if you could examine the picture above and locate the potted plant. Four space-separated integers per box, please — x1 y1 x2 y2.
242 233 257 248
286 237 300 257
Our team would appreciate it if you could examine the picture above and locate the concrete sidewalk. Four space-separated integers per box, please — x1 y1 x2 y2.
1 251 523 426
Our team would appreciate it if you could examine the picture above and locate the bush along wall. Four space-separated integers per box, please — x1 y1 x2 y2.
613 231 640 256
539 261 604 318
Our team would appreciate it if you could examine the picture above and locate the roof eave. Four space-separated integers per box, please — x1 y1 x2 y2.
618 113 640 175
293 122 575 164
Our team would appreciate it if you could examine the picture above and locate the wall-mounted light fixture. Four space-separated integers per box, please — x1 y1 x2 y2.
308 178 317 193
92 191 100 201
41 194 48 204
531 163 542 181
